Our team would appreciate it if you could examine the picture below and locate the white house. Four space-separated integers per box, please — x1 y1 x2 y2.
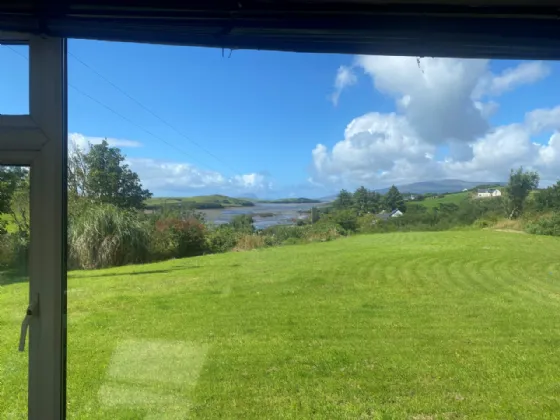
376 209 404 221
477 188 502 198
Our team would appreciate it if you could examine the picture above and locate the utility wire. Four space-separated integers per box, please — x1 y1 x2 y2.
2 44 219 172
67 50 240 175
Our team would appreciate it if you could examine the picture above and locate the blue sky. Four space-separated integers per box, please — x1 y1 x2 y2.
2 40 560 198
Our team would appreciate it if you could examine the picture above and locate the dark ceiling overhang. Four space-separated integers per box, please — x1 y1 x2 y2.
2 1 560 58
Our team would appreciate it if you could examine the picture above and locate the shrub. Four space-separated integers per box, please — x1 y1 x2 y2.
321 209 358 232
152 216 206 260
525 214 560 236
262 225 307 244
234 234 268 251
229 214 255 233
0 233 28 271
205 225 240 254
69 203 150 269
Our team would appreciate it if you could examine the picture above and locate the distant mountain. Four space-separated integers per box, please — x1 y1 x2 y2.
259 197 322 204
320 179 505 200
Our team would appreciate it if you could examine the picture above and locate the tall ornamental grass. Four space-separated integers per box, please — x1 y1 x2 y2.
69 204 150 269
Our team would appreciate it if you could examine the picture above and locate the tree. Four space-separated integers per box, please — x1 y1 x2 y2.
333 189 353 209
310 206 320 224
384 185 406 212
353 186 382 215
534 181 560 212
504 167 539 219
353 186 370 215
229 214 255 233
69 140 152 209
367 190 382 214
10 173 30 237
0 166 27 214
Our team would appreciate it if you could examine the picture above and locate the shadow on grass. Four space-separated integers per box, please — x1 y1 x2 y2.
0 269 28 286
69 267 198 279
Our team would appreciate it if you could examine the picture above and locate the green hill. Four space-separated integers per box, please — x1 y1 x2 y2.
409 190 471 209
145 194 255 210
3 231 560 418
259 197 322 204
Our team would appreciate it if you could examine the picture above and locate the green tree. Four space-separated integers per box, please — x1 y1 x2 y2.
353 186 382 215
353 186 369 215
10 173 30 237
367 190 382 214
69 140 152 209
333 189 353 209
0 166 27 214
229 214 255 233
310 206 320 224
534 181 560 212
504 167 539 219
384 185 406 212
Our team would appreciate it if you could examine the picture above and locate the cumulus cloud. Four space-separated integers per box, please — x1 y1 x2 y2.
126 157 272 195
485 61 550 96
356 56 490 145
313 57 556 189
330 65 357 105
69 132 142 151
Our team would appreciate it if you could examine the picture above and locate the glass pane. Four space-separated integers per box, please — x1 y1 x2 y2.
0 45 29 115
0 165 30 419
68 40 560 419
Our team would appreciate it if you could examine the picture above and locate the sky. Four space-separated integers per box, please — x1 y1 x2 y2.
2 40 560 198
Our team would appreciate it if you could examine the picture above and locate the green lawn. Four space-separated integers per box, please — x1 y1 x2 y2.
411 191 471 209
2 231 560 418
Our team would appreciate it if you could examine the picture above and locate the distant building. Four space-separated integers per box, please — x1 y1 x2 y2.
477 188 501 198
376 209 404 221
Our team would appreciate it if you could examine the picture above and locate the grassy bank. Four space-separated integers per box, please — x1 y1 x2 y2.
2 231 560 418
145 195 255 210
410 191 471 209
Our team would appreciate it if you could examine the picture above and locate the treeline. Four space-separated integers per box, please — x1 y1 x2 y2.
2 147 560 275
0 140 355 272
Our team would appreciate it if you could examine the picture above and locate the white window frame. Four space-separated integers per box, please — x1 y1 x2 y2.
0 33 67 420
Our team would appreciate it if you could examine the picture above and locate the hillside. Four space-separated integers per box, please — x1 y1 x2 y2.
3 231 560 418
145 195 255 210
409 190 471 209
258 197 322 204
321 179 505 201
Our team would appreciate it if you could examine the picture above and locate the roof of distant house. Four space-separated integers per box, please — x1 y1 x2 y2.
377 209 401 220
478 188 498 193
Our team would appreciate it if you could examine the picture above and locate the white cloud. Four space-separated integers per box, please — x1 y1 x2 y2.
69 132 142 151
486 61 550 96
356 56 490 145
312 57 556 189
126 157 272 195
330 65 357 105
311 112 437 188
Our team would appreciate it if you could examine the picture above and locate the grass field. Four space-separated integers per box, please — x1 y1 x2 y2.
411 191 471 209
2 231 560 418
145 194 255 210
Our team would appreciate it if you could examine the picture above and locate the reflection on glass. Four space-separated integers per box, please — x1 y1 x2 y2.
0 166 30 419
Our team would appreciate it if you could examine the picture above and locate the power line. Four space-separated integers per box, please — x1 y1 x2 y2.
2 44 220 173
68 85 217 171
67 50 241 175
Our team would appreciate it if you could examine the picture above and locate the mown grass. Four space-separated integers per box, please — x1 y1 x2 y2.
2 231 560 418
410 191 471 209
